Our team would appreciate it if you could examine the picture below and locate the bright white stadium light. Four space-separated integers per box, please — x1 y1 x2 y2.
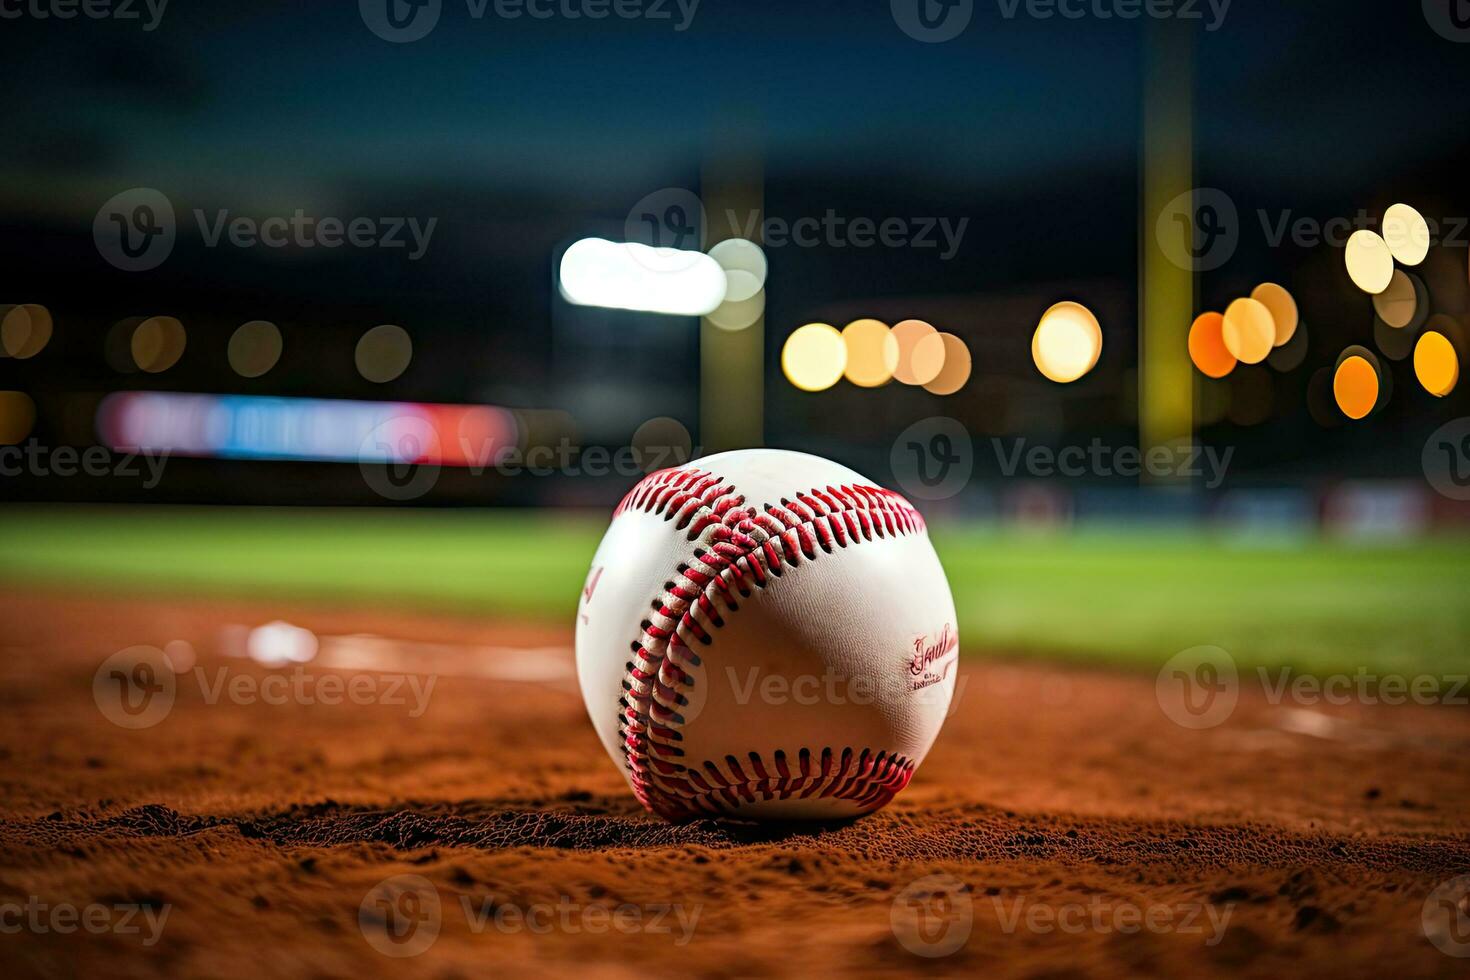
558 238 728 316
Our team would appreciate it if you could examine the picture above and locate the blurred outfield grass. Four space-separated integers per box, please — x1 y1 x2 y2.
1 506 1467 676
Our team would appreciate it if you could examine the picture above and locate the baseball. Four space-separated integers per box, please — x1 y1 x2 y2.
576 449 959 821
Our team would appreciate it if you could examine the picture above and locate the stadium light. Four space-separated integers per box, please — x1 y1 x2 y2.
558 238 728 316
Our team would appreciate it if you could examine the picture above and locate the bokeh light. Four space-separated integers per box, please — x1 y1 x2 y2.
1 304 53 359
1372 270 1418 328
559 238 727 315
1249 282 1298 346
707 239 768 301
0 391 36 444
1031 301 1102 383
841 319 899 387
356 324 412 383
782 323 846 392
630 416 693 472
247 621 319 666
1345 230 1394 294
706 289 765 331
228 320 283 378
891 319 944 386
1188 312 1236 378
1414 330 1459 397
131 316 187 373
1333 348 1382 420
1221 298 1274 364
923 333 972 395
1382 203 1430 266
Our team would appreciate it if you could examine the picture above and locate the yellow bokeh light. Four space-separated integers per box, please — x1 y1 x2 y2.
706 289 765 331
841 319 899 387
1345 230 1394 294
131 316 187 373
1333 353 1380 420
1 304 53 360
1031 301 1102 384
1221 298 1274 364
1188 312 1236 379
1372 270 1417 329
891 319 943 385
782 323 846 392
923 333 972 395
0 391 36 444
1414 331 1459 397
1382 203 1430 266
228 320 283 378
1249 282 1298 347
356 324 413 383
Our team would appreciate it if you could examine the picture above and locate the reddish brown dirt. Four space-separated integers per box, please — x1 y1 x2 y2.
1 589 1468 979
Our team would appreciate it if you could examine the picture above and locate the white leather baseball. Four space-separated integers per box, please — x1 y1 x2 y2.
576 449 959 821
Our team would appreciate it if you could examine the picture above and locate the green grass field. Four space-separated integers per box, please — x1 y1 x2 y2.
2 505 1467 676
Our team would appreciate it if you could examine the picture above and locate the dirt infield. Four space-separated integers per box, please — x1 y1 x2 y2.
2 589 1468 978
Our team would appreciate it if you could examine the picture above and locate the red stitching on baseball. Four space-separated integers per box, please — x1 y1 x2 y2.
614 466 926 821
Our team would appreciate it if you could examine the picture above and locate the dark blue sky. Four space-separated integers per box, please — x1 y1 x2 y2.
5 1 1463 211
